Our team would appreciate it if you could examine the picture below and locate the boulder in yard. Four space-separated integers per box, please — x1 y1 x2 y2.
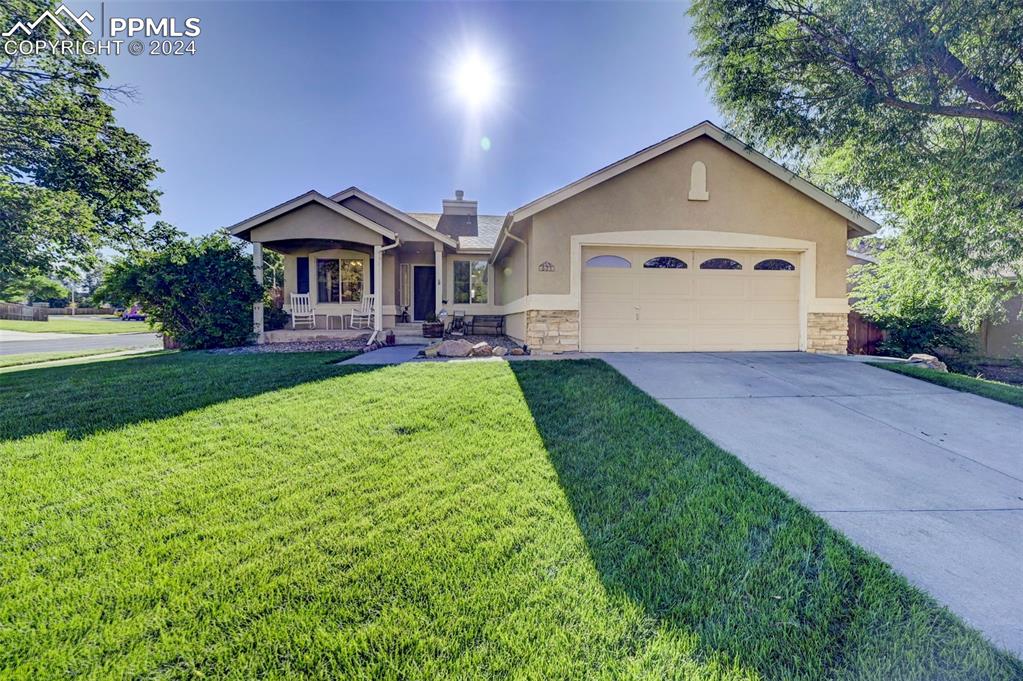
509 348 525 356
437 339 474 357
471 341 493 357
907 353 948 372
423 342 442 358
492 345 508 357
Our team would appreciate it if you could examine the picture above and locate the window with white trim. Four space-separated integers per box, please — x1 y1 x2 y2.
454 260 488 304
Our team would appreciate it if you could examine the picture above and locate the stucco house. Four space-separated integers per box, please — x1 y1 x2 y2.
230 121 881 353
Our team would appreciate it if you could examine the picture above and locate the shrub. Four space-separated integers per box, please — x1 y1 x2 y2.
104 233 262 349
871 308 975 357
264 301 291 331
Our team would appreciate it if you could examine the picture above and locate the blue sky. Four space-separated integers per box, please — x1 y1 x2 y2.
90 1 718 235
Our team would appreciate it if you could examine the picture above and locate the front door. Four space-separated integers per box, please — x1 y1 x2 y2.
413 266 436 321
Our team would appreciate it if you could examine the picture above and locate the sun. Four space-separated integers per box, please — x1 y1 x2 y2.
453 52 497 109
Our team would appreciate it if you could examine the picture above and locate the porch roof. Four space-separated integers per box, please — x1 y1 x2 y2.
229 190 397 245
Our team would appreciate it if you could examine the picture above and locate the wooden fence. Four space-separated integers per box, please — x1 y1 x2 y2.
0 302 49 321
847 311 885 355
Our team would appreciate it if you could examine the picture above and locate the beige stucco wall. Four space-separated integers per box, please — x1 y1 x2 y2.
249 203 384 246
504 312 525 342
980 294 1023 358
521 136 849 300
494 237 527 306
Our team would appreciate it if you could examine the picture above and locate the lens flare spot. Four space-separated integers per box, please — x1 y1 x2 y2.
480 136 492 151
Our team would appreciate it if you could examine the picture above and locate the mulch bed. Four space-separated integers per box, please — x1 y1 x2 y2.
969 363 1023 386
209 337 372 355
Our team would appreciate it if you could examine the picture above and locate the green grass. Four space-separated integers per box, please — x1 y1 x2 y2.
0 348 124 368
869 361 1023 408
0 353 1018 679
0 315 151 334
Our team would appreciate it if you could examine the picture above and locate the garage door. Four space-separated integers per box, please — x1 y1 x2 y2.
581 247 800 352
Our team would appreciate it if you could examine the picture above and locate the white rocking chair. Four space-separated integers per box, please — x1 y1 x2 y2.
290 293 316 329
349 294 376 330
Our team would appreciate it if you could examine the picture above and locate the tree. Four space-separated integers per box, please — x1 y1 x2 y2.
0 0 163 290
103 232 263 349
0 273 67 303
689 0 1023 329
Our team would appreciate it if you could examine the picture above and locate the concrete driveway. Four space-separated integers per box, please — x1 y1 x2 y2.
598 351 1023 656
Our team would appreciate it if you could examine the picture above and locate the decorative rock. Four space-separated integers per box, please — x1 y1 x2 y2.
907 353 948 372
436 339 474 358
471 341 493 357
509 348 525 356
492 345 508 357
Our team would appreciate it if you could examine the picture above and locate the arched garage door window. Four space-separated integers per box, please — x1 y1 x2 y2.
753 258 796 271
585 255 631 268
700 257 742 270
643 256 687 269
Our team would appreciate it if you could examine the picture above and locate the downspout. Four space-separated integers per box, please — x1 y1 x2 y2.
367 238 400 346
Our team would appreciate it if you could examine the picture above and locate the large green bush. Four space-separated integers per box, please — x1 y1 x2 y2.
104 233 262 349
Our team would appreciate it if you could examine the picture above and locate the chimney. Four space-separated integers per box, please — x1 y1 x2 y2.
438 189 478 238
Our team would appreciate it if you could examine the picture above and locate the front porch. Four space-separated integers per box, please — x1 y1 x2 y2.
229 190 452 345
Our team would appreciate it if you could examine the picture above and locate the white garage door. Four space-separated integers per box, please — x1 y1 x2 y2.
581 247 800 352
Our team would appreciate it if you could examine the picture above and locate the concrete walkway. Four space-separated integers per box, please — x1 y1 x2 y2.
598 351 1023 656
340 344 427 365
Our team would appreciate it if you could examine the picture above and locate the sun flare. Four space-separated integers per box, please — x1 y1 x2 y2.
453 52 497 109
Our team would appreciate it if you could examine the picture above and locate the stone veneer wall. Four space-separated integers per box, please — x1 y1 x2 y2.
525 310 579 354
807 312 848 354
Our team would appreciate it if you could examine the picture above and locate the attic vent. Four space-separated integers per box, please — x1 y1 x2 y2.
688 161 709 201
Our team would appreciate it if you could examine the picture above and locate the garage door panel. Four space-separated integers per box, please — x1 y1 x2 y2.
583 274 634 295
642 300 695 322
697 300 750 323
752 301 799 322
750 277 799 299
637 273 692 297
581 246 801 352
695 277 748 298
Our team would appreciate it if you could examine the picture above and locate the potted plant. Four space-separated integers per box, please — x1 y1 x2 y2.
422 313 444 338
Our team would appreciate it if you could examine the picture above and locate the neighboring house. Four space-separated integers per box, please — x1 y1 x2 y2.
230 121 880 353
846 250 1023 359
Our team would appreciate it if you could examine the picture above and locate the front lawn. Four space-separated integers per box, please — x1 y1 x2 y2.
870 361 1023 408
0 315 151 334
1 353 1017 678
0 348 120 369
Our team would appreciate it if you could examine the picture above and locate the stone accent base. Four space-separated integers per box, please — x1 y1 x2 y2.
525 310 579 354
807 312 848 354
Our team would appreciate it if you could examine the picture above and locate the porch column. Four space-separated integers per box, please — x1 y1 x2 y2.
373 244 383 332
252 241 264 342
434 242 443 315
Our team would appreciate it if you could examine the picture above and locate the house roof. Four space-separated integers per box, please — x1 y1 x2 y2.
490 120 881 262
407 213 504 251
228 190 397 242
329 187 457 247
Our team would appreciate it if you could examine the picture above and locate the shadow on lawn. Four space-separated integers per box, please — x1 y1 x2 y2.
508 359 1023 680
0 351 374 442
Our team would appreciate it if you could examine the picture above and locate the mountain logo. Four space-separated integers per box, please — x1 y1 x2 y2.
3 5 94 37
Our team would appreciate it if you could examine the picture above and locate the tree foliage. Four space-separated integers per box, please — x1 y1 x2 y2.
0 272 67 303
690 0 1023 329
104 233 263 349
0 0 163 289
